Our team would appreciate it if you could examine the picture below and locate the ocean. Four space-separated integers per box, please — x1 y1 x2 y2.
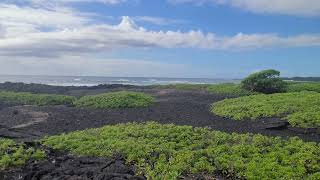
0 75 240 86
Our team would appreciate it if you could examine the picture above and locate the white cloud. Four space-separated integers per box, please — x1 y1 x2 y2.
0 3 320 59
40 0 126 4
0 4 92 35
0 56 187 77
0 24 6 38
221 33 320 49
0 1 319 77
168 0 320 17
47 0 125 4
133 16 187 25
16 0 126 6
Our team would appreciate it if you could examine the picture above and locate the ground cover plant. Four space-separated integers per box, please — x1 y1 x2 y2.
74 91 154 108
0 91 76 106
152 84 210 91
212 91 320 128
207 83 254 96
287 82 320 93
42 122 320 180
0 138 45 169
153 83 254 96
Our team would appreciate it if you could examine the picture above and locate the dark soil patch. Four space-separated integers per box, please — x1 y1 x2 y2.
0 147 145 180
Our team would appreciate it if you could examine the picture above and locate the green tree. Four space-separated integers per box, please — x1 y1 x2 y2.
241 69 287 94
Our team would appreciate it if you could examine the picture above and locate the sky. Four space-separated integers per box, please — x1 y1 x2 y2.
0 0 319 78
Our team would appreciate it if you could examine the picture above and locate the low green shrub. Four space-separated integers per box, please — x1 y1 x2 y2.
42 122 320 180
152 84 210 91
74 91 154 108
153 83 254 96
287 82 320 93
207 83 254 96
0 138 45 169
0 91 76 106
212 91 320 128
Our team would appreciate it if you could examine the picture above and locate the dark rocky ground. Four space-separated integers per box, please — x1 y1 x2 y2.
0 83 319 180
1 145 145 180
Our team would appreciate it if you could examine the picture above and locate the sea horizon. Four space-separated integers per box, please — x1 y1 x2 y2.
0 74 241 87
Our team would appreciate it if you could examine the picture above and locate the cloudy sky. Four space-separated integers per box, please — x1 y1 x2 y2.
0 0 319 78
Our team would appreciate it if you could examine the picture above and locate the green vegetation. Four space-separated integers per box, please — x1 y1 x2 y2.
153 81 320 96
0 90 154 108
287 82 320 93
152 80 320 96
74 91 154 108
42 122 320 179
153 83 255 96
0 138 45 169
241 69 287 94
0 91 76 106
212 91 320 128
152 84 210 91
207 83 254 96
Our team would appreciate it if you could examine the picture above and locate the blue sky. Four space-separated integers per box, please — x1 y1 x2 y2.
0 0 319 78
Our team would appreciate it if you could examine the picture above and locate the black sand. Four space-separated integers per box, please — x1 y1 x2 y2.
0 86 318 142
